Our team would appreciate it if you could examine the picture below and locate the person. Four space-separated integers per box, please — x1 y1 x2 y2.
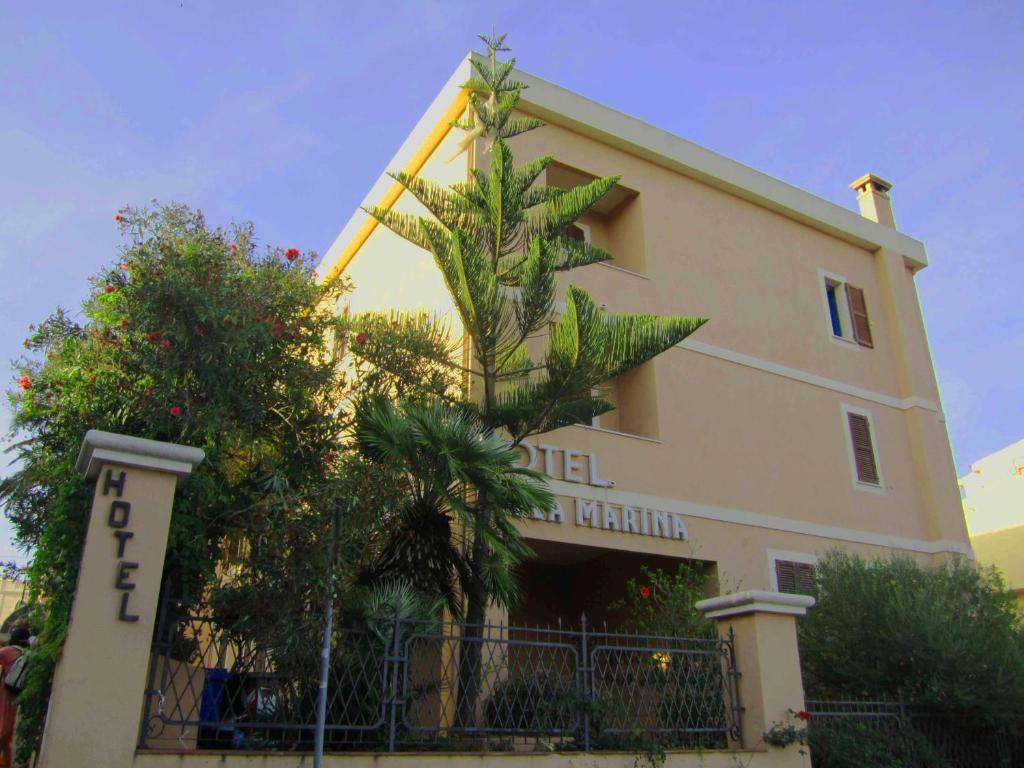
0 626 30 768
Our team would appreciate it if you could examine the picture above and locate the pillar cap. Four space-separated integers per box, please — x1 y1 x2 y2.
76 429 205 483
849 172 893 196
696 590 815 619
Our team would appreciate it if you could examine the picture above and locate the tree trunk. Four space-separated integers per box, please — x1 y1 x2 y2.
455 542 489 731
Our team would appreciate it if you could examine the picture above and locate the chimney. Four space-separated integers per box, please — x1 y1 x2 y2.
849 173 895 227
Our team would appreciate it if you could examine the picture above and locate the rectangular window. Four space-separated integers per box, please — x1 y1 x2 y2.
821 273 873 348
847 411 880 485
775 559 815 596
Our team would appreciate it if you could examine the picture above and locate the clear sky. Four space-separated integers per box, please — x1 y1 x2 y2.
1 1 1021 563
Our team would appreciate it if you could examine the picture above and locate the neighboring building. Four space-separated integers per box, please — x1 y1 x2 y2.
0 576 28 637
317 55 971 627
960 438 1024 534
971 524 1024 612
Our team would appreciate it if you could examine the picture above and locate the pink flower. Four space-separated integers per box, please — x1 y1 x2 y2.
18 375 30 391
355 332 369 345
169 405 181 417
285 247 300 262
159 339 171 350
114 213 123 223
228 243 238 251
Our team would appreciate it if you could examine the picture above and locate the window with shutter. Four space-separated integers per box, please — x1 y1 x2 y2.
820 271 875 349
775 560 815 595
847 412 880 485
845 284 873 347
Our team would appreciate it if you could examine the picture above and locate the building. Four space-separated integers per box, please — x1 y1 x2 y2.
317 54 971 628
959 437 1024 534
971 524 1024 612
960 439 1024 611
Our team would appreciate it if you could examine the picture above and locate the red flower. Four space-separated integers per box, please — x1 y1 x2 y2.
639 585 651 599
796 710 812 721
159 339 172 350
121 261 130 271
147 331 161 342
228 243 238 252
272 321 284 337
169 405 181 417
105 284 116 294
145 388 153 397
355 332 369 345
113 213 123 223
285 247 300 262
17 375 30 391
120 319 129 328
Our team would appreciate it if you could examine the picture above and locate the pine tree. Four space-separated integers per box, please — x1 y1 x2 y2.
367 32 708 725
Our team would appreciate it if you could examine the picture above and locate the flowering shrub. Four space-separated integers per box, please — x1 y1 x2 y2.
610 562 715 638
763 709 809 749
2 203 356 762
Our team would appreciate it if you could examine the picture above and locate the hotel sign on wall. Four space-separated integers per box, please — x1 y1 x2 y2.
515 441 688 541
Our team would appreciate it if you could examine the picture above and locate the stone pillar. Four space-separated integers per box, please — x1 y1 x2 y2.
37 430 204 768
696 590 814 760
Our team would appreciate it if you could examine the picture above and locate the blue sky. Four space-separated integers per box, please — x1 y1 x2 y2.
1 1 1021 562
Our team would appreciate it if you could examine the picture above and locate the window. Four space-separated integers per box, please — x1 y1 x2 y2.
843 406 882 488
774 559 816 596
564 223 589 242
821 272 873 347
546 161 643 273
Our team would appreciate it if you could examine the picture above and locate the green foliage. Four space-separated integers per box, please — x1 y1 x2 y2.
611 563 715 639
483 675 576 733
805 719 945 768
2 203 356 761
799 551 1024 725
354 397 553 616
345 310 464 404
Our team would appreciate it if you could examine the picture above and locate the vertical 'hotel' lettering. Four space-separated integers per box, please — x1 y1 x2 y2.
103 468 139 622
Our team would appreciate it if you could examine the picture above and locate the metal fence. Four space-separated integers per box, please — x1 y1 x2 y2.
805 699 1024 768
140 604 740 753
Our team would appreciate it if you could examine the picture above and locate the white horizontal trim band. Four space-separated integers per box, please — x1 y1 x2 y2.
677 339 940 413
546 479 973 557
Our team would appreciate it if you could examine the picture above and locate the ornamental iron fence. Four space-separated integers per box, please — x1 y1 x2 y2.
805 699 1024 768
140 596 740 753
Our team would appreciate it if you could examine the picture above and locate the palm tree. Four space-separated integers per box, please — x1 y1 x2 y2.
355 396 552 726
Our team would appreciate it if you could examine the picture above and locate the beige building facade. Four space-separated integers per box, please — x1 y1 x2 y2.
318 55 971 626
960 437 1024 535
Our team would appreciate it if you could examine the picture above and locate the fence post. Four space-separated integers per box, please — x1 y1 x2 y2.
580 613 590 752
387 611 403 752
697 590 814 762
37 430 204 768
137 576 172 749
